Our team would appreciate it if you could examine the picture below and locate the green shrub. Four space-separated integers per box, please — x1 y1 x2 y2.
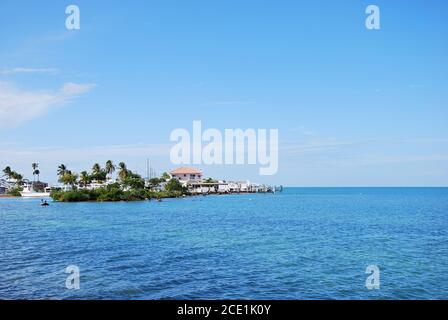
148 190 187 199
51 189 92 202
165 179 187 192
50 184 190 202
122 189 148 201
7 188 22 197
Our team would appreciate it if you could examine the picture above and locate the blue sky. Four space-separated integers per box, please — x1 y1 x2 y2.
0 0 447 186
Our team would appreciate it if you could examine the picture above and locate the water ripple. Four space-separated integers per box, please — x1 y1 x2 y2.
1 188 447 299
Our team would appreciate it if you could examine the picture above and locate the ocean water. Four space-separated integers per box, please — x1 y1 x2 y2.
0 187 447 300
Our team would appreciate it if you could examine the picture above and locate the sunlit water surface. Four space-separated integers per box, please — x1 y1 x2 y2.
1 188 447 299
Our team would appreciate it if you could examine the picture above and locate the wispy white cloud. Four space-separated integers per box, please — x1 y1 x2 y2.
60 82 96 95
0 67 59 75
0 81 96 128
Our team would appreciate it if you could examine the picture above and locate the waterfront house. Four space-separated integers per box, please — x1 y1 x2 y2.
170 167 203 183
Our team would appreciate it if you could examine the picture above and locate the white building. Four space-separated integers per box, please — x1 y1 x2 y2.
167 167 271 194
238 180 250 192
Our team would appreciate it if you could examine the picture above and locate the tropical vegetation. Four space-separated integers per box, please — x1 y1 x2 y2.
2 166 23 182
6 187 22 197
49 160 189 202
2 161 196 201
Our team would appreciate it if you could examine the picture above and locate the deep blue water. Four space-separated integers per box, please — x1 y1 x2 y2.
0 187 447 300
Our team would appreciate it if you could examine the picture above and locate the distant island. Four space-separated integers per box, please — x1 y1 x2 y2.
1 162 279 202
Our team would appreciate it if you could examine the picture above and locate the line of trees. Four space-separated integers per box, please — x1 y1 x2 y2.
55 160 186 191
2 161 181 191
3 161 188 201
3 163 42 184
56 161 148 189
2 163 48 193
51 160 187 202
2 166 23 182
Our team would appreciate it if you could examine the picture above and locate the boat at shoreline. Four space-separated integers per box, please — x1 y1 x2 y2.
19 185 50 198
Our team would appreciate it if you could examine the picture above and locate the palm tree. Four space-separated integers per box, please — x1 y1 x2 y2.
57 164 67 178
32 163 39 183
92 163 102 175
11 172 23 185
3 166 12 179
33 169 40 182
161 172 170 181
118 162 128 180
60 172 78 188
105 160 115 179
79 171 90 188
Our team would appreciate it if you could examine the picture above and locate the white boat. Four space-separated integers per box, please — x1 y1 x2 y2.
20 185 50 198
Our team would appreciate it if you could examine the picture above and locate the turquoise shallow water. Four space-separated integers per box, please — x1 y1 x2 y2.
0 187 447 300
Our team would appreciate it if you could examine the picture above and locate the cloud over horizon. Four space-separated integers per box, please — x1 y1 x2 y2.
0 81 96 128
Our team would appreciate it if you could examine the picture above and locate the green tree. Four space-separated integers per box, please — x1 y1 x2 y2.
122 172 145 190
105 160 115 179
33 169 40 182
59 172 78 188
92 163 102 175
3 166 12 179
90 163 107 182
118 162 128 180
160 172 170 181
11 172 23 184
32 163 39 183
91 171 107 182
57 164 67 178
165 178 185 192
79 171 91 188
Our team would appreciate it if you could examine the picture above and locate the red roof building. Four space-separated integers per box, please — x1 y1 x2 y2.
169 167 202 181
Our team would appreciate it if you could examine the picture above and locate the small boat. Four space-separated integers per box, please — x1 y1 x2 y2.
41 200 50 206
